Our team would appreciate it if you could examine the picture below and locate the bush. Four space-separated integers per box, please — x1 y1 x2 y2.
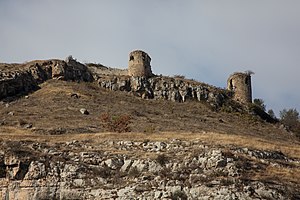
100 112 131 133
170 190 188 200
156 154 169 166
280 108 299 128
128 166 140 178
248 103 277 123
267 109 276 119
280 108 300 136
173 75 185 79
253 98 266 111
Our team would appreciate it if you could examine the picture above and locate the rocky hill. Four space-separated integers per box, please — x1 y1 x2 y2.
0 58 299 199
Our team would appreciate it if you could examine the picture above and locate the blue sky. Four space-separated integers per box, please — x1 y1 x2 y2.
1 0 299 116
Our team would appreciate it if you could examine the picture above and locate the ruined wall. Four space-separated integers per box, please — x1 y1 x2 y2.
128 50 152 78
227 72 252 104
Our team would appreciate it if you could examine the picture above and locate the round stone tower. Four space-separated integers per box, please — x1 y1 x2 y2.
128 50 152 77
227 72 252 104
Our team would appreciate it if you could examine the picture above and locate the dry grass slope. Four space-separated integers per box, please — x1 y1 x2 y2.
0 79 299 196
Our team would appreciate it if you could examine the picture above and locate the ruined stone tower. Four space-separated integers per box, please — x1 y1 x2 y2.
128 50 152 77
227 72 252 104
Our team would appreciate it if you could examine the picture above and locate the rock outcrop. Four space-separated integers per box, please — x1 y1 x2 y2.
0 57 93 100
0 58 231 109
97 75 228 108
0 139 298 199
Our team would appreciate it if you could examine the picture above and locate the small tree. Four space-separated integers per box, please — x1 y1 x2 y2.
253 98 266 111
280 108 299 132
267 109 276 119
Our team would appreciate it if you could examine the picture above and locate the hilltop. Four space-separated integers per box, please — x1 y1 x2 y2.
0 56 299 199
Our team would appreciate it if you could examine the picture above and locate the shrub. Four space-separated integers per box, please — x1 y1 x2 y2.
173 75 185 79
253 98 266 111
170 190 188 200
143 125 155 134
267 109 276 119
128 166 140 178
100 112 131 133
156 154 169 166
280 108 299 129
280 108 300 137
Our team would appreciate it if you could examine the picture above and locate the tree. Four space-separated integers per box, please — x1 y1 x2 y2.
253 98 266 111
280 108 300 138
280 108 299 130
267 109 276 119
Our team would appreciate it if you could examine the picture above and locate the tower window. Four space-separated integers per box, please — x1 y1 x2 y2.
245 77 249 85
130 55 134 61
229 79 233 90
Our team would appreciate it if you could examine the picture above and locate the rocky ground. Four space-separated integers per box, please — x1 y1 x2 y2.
0 132 299 200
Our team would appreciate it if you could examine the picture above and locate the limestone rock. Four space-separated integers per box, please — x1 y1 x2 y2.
80 108 89 115
0 59 93 100
0 139 297 199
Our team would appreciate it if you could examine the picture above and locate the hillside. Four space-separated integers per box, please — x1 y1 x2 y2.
0 59 299 199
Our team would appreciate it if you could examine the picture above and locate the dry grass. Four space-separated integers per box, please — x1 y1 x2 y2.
0 79 299 158
258 165 300 184
1 130 299 159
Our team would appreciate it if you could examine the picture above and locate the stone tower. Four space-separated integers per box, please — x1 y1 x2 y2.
227 72 252 104
128 50 152 77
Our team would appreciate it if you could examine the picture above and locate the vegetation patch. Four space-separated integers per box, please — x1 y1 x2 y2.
100 112 132 133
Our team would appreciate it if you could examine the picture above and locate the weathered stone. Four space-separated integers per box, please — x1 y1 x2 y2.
79 108 89 115
128 50 152 78
227 72 252 104
120 159 133 172
96 75 228 108
0 139 297 199
0 59 93 100
104 158 124 170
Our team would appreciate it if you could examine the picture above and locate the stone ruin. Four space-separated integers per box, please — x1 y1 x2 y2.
0 50 253 107
227 72 252 104
128 50 152 78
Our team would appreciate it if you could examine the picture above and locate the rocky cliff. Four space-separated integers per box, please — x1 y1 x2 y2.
0 135 299 200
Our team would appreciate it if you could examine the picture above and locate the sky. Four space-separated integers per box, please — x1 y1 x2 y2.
0 0 299 116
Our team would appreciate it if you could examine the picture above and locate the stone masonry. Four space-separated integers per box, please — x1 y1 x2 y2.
227 72 252 104
128 50 152 78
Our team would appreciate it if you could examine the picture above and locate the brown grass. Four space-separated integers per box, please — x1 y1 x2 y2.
1 130 299 159
0 80 299 158
260 165 300 184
